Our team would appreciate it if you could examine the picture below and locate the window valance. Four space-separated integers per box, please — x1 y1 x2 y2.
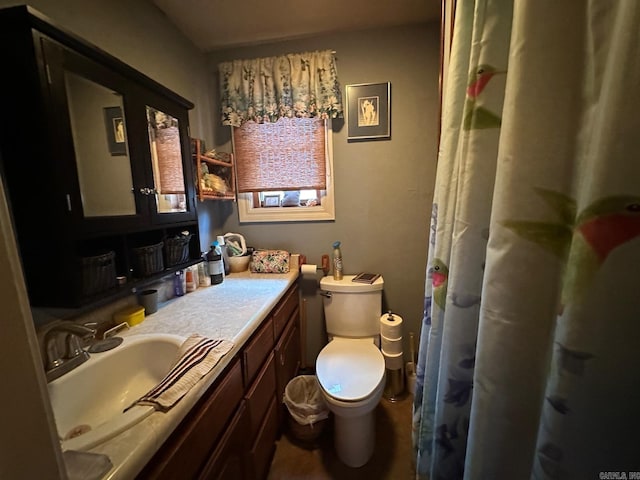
218 49 343 127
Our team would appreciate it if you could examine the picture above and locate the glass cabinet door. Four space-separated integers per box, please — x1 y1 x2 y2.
146 106 187 214
65 72 136 217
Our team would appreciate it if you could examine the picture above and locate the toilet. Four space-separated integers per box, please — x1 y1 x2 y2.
315 275 386 467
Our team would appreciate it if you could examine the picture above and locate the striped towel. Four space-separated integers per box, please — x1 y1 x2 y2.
132 334 234 412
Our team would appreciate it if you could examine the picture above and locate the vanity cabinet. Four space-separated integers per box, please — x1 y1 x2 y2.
0 6 200 308
138 283 301 480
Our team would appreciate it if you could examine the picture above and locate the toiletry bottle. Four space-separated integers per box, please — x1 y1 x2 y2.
332 241 343 280
217 235 231 276
185 266 196 292
173 270 185 296
207 242 224 285
198 258 210 287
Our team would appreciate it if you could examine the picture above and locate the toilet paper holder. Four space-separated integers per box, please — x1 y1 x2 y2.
299 254 331 276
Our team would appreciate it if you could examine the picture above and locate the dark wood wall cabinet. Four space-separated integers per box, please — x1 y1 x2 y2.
0 5 200 309
137 283 301 480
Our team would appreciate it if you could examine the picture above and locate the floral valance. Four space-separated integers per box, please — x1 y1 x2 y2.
218 49 343 127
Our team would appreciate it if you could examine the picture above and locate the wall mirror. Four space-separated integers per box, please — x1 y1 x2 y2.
66 72 135 217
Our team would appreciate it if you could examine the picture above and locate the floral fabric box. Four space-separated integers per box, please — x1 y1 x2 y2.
249 250 290 273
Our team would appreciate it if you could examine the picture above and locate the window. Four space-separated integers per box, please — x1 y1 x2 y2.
233 118 335 222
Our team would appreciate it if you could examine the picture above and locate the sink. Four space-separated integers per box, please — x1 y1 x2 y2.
47 333 185 451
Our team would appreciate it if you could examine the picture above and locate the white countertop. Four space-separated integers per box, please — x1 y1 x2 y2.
85 270 298 480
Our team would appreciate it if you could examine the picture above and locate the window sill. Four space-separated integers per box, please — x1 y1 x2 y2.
237 193 335 223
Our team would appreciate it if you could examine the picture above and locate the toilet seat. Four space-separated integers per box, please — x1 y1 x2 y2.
316 338 385 402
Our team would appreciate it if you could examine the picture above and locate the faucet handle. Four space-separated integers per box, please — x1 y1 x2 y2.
46 341 64 369
65 334 85 358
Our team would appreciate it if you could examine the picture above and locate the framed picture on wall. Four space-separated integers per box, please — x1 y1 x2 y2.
263 194 281 207
345 82 391 141
103 106 127 156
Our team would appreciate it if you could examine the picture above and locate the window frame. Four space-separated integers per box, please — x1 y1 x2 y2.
233 119 335 223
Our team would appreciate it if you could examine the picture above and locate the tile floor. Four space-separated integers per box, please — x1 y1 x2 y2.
267 393 415 480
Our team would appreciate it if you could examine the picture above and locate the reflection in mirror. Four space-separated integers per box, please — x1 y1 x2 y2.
66 72 135 217
146 106 187 214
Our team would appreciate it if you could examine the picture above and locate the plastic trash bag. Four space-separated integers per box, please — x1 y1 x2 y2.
283 375 329 426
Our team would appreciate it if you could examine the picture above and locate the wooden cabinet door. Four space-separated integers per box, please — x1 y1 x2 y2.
199 401 250 480
247 398 279 480
245 352 277 439
275 308 301 423
137 359 243 480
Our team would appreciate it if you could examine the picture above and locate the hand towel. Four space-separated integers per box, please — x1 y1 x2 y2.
133 334 234 412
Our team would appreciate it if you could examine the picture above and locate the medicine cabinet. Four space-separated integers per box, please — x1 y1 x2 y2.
0 5 201 308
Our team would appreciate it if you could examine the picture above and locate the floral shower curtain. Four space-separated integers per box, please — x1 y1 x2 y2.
414 1 640 479
218 49 342 127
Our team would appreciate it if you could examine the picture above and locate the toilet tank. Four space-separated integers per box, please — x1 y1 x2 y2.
320 275 384 338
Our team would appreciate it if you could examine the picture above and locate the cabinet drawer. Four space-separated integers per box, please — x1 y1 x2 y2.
138 359 244 480
248 397 279 480
243 317 274 386
245 352 276 439
275 312 301 405
199 401 249 480
272 284 299 341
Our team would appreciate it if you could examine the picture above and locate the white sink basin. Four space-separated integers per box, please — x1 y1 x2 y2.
47 333 185 451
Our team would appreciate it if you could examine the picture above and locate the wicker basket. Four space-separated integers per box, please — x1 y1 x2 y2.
165 234 192 267
132 242 164 277
80 251 116 296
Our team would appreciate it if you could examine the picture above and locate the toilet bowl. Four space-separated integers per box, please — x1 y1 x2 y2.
316 337 386 467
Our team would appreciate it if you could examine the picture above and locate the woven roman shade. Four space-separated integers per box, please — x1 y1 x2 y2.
155 126 185 195
233 117 326 192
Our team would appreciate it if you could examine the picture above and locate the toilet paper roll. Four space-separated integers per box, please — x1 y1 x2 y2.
381 335 403 355
383 350 404 370
301 264 317 277
380 313 403 340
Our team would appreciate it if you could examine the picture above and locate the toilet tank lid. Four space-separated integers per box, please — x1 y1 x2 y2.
320 275 384 292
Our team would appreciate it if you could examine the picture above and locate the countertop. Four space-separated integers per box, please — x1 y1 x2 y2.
86 270 298 480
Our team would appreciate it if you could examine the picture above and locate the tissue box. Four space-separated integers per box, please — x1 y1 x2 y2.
250 250 290 273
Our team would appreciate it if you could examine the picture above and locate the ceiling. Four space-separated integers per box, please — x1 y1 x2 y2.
152 0 441 52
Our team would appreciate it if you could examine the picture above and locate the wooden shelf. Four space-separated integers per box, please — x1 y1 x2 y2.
192 138 236 201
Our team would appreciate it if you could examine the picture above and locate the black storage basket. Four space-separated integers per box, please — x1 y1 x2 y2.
80 251 116 296
132 242 164 277
165 234 192 267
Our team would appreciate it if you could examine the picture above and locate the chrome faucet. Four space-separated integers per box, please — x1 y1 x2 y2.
43 322 97 382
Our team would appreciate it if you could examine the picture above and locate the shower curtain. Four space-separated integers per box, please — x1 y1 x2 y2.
413 1 640 478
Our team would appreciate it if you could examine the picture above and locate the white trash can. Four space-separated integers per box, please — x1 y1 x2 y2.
283 375 330 443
